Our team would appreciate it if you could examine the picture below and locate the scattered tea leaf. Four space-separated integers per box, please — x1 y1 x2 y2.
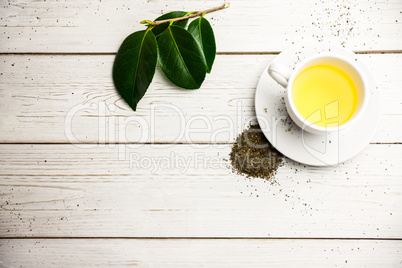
230 124 283 181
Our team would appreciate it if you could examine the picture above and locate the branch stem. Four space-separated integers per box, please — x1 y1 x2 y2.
144 2 230 26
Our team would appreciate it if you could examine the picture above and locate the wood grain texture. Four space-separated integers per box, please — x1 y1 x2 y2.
0 0 401 53
0 54 401 144
1 0 401 265
1 239 402 267
0 144 401 238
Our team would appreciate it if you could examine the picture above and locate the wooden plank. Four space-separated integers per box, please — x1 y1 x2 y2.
0 54 401 144
0 144 401 238
0 0 401 53
1 239 402 267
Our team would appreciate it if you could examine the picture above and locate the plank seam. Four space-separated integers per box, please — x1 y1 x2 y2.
0 142 399 145
0 50 402 56
1 237 402 240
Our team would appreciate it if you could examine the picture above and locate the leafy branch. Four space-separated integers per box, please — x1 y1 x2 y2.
112 3 230 111
141 3 230 26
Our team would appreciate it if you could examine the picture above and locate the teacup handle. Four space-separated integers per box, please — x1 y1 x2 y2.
268 61 293 88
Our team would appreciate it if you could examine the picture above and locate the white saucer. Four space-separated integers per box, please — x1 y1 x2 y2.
255 45 381 166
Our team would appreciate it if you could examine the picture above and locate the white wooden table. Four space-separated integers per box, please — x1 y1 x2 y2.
1 0 402 266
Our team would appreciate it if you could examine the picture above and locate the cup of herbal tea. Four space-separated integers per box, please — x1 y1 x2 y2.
268 53 369 135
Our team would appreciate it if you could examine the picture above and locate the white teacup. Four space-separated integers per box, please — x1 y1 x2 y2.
268 53 369 135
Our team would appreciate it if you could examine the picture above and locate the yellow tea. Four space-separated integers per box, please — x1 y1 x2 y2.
292 64 358 127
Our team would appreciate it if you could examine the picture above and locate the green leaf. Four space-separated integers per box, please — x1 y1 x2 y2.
152 11 189 37
113 30 158 111
188 17 216 73
158 25 206 89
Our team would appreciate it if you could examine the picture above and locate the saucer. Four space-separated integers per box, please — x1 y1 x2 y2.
255 45 381 166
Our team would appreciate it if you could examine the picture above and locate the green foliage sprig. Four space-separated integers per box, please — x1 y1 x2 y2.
113 3 230 111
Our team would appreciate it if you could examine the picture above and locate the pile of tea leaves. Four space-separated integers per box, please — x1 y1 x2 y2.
229 124 283 181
